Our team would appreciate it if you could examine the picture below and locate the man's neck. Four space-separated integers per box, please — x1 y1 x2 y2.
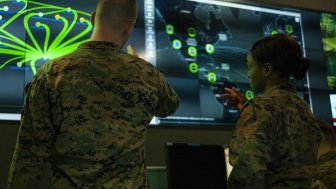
90 29 123 48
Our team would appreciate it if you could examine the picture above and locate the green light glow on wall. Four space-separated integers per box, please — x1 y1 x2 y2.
320 13 336 90
0 0 93 75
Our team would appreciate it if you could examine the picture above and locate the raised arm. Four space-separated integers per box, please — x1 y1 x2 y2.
228 100 272 189
154 71 180 117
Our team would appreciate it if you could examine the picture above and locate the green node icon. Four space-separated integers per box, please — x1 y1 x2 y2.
207 72 217 83
172 39 182 50
245 90 254 100
271 30 278 35
17 62 22 68
188 27 197 38
166 24 174 35
206 44 215 54
285 25 294 34
189 62 198 73
188 46 197 57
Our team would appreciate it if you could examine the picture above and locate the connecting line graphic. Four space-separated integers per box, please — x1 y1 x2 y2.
0 0 93 74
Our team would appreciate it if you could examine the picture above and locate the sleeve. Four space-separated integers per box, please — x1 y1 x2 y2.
7 71 55 189
228 100 273 189
154 70 180 117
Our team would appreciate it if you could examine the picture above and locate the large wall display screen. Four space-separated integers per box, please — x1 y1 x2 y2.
1 0 331 127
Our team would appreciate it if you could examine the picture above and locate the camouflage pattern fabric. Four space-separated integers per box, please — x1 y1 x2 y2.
312 151 336 189
228 84 321 189
7 41 180 189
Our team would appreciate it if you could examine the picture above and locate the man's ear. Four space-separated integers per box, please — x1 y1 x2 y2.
90 12 96 27
122 21 134 38
263 63 273 77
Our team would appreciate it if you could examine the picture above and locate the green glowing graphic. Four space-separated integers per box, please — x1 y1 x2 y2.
166 24 174 35
205 44 214 54
320 13 336 90
172 39 182 50
207 72 217 83
271 30 278 35
0 0 93 75
188 27 196 38
245 90 254 100
189 62 198 73
285 24 294 34
188 46 197 57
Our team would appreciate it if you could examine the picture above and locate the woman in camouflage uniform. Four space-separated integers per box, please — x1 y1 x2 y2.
224 34 321 189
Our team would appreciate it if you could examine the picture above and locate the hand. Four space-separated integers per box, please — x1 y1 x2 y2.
222 87 247 111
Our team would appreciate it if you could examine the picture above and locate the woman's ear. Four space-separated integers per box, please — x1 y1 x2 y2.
263 63 273 77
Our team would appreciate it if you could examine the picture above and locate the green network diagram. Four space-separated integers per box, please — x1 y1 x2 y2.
0 0 92 75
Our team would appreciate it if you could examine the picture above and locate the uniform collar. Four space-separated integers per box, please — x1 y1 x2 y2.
264 84 296 95
237 84 296 116
79 41 121 51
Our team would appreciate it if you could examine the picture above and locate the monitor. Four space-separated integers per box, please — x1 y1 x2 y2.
165 142 228 189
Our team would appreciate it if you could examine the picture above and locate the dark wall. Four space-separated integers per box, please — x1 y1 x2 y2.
0 122 19 188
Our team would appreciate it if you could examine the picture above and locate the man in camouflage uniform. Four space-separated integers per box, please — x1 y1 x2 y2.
224 34 321 189
312 119 336 189
7 0 180 188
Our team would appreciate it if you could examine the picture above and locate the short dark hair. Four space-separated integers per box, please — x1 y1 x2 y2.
250 34 310 80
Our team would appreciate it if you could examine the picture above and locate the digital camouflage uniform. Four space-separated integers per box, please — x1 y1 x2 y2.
228 84 321 189
312 151 336 189
7 41 180 189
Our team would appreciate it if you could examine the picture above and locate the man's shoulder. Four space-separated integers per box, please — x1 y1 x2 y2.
118 52 163 73
120 52 153 66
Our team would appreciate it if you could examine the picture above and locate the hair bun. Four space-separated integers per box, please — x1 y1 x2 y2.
293 57 311 80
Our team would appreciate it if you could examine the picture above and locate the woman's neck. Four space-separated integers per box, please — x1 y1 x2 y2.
263 75 289 94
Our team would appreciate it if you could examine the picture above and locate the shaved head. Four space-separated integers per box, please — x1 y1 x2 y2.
91 0 138 47
95 0 137 32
